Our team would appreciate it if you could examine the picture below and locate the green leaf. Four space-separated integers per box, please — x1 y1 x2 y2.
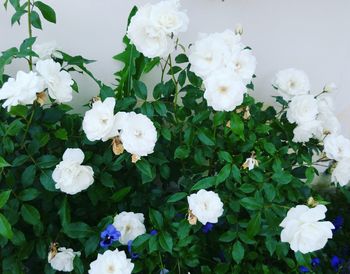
230 113 244 139
0 156 11 168
21 204 41 225
136 159 153 179
174 146 190 159
154 101 167 116
34 1 56 23
18 188 40 201
218 151 233 163
239 183 256 194
100 84 115 100
0 190 11 208
216 164 231 186
265 237 277 256
59 196 71 226
240 197 262 210
247 213 261 237
30 10 42 29
73 256 84 274
6 120 24 136
39 171 57 192
175 53 188 64
54 128 68 140
63 222 93 239
191 177 216 191
159 232 173 253
232 241 245 264
219 231 236 243
111 187 132 202
149 209 163 229
263 183 276 202
272 172 293 185
0 213 13 239
167 192 187 203
197 129 215 146
9 105 28 118
134 80 147 100
37 155 59 169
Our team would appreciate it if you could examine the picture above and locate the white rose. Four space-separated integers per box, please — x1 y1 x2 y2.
286 95 318 124
82 98 121 142
149 0 189 35
229 49 257 83
48 247 80 272
274 68 310 100
317 113 341 137
119 112 157 157
203 69 246 112
323 134 350 161
36 59 73 103
113 212 146 245
331 160 350 186
88 249 134 274
323 82 337 93
127 5 173 58
280 205 334 253
189 34 231 78
317 94 334 113
0 71 44 109
32 41 58 63
187 189 224 225
292 120 322 143
52 148 94 195
215 29 243 55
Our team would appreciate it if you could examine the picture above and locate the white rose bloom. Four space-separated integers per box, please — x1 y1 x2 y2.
32 41 58 62
292 120 322 143
48 247 80 272
113 212 146 245
286 95 318 124
127 5 173 58
323 134 350 161
36 59 73 103
82 98 122 142
229 49 257 83
331 160 350 186
119 112 157 157
280 205 334 254
323 82 337 93
52 148 94 195
274 68 310 100
317 94 334 113
187 189 224 225
189 34 231 78
0 71 44 109
88 249 134 274
203 69 246 112
317 113 341 137
149 0 189 35
216 29 243 55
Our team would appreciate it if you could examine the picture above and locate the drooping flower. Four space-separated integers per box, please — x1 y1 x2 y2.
187 189 224 225
299 266 309 273
242 155 259 170
332 216 344 233
119 112 157 158
52 148 94 195
330 255 344 272
280 204 334 253
286 95 319 124
100 224 121 248
36 59 73 103
127 240 139 260
113 212 146 245
48 247 80 272
203 69 246 112
0 71 44 109
331 160 350 186
202 222 214 233
32 41 58 62
88 249 134 274
274 68 310 100
324 134 350 161
311 257 321 268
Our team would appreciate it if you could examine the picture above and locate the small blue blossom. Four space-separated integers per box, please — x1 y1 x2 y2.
100 224 121 248
150 229 158 236
331 255 345 271
311 257 320 268
127 240 140 260
160 269 169 274
299 266 309 273
332 216 344 233
202 223 214 233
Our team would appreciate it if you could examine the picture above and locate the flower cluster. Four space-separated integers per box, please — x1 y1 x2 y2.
274 68 340 143
189 29 256 111
127 0 189 58
82 97 157 161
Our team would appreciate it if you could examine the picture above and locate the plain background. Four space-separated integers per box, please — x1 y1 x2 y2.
1 0 349 134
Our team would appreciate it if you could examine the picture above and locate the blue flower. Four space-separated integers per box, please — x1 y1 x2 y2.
150 229 158 236
330 255 345 271
311 257 320 268
299 266 309 273
160 269 169 274
127 240 139 260
202 223 214 233
332 216 344 233
100 224 121 248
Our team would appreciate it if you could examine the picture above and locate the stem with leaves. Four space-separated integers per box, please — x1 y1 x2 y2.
27 0 33 71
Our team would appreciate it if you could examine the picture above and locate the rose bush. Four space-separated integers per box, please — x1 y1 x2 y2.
0 0 350 273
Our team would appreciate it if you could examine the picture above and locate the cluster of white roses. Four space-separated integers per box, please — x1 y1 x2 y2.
0 42 73 109
189 29 256 112
280 204 334 254
127 0 189 58
82 97 157 162
274 68 340 143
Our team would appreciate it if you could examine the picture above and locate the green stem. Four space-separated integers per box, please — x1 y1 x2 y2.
168 56 178 109
27 0 33 71
20 106 35 149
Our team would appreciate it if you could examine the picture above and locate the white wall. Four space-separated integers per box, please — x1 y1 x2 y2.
1 0 349 134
